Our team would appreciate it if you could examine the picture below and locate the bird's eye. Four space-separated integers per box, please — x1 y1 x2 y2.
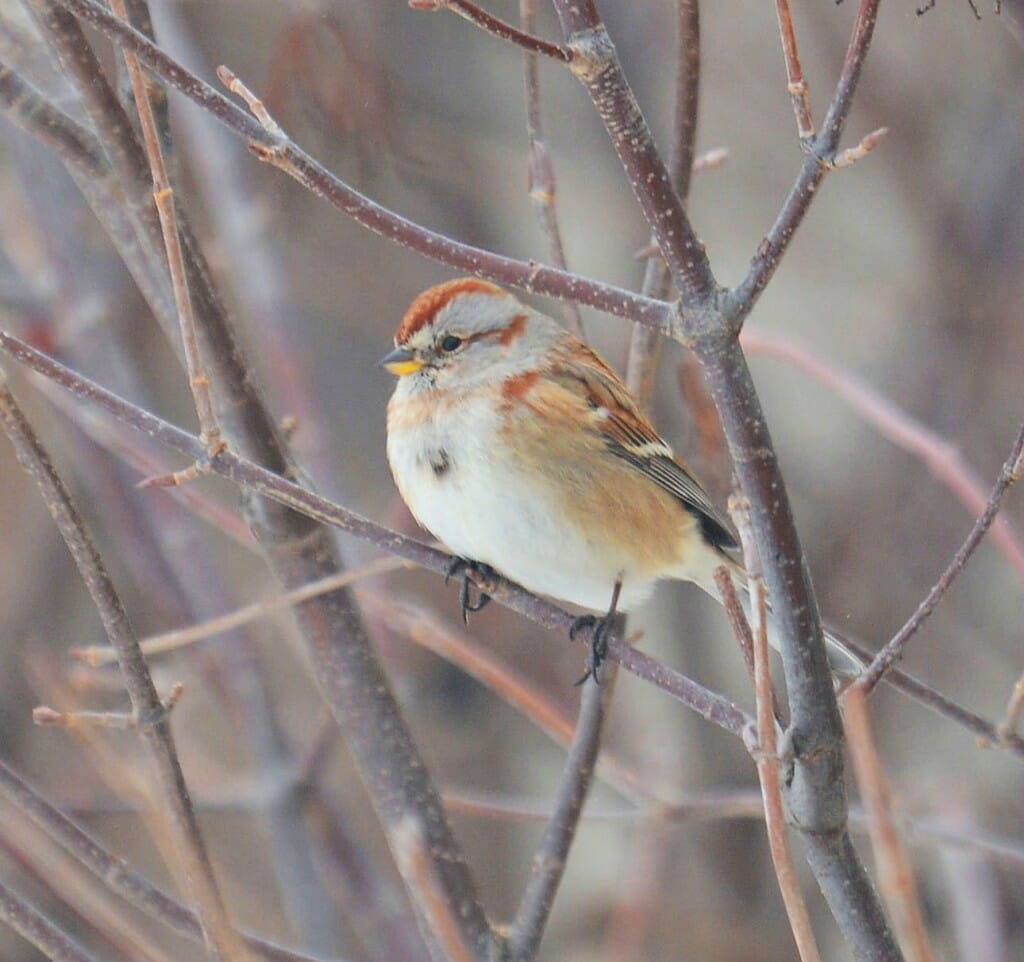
440 335 463 353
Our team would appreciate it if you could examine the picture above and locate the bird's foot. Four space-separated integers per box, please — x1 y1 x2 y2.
570 614 614 686
445 558 495 624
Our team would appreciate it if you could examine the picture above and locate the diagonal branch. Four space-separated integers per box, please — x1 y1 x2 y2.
0 373 248 962
48 0 669 330
0 329 752 738
854 418 1024 695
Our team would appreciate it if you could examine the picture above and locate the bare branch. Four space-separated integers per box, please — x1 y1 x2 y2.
0 373 248 962
520 0 584 338
773 0 814 140
412 0 572 62
732 501 822 962
49 0 669 330
0 759 340 962
726 0 883 326
844 689 936 962
508 675 608 959
855 417 1024 695
0 879 100 962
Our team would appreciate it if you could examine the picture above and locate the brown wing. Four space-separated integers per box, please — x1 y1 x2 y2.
551 345 737 552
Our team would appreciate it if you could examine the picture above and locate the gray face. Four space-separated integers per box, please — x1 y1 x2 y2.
389 292 561 396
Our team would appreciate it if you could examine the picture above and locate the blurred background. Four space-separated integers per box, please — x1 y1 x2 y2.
0 0 1023 959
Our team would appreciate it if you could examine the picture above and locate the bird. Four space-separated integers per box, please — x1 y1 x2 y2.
382 277 858 678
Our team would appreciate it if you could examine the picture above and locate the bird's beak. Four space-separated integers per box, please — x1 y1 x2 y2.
380 346 424 377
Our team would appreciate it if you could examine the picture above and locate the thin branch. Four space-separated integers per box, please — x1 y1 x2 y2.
412 0 572 62
855 417 1024 695
692 336 902 961
726 0 883 326
626 0 701 404
550 0 717 308
0 760 342 962
508 675 608 960
844 689 936 962
0 373 248 962
0 879 99 962
733 500 822 962
0 329 752 737
519 0 584 338
744 331 1024 582
49 0 669 330
998 671 1024 743
773 0 814 140
107 0 223 459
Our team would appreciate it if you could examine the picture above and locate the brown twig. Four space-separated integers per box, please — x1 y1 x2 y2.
0 373 248 962
732 499 822 962
412 0 573 62
107 0 223 463
773 0 814 139
855 417 1024 695
77 557 408 666
34 683 184 728
726 0 883 326
626 0 701 405
998 671 1024 743
49 0 668 330
844 688 936 962
552 1 716 309
519 0 584 338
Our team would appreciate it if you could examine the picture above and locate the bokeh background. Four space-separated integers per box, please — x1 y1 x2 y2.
1 1 1023 959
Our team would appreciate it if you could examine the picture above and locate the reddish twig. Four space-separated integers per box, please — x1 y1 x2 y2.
519 0 584 338
773 0 814 139
0 879 99 962
412 0 572 62
844 689 936 962
743 331 1024 582
732 499 822 962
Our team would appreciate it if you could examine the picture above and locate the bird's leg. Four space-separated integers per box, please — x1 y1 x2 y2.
445 558 496 624
570 578 623 686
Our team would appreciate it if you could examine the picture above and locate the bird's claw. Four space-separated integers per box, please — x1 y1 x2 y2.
445 558 495 624
571 614 612 686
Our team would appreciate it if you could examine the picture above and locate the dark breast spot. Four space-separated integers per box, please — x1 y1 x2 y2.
429 449 451 478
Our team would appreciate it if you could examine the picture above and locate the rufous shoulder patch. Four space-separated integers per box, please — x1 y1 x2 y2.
395 278 504 344
500 370 541 405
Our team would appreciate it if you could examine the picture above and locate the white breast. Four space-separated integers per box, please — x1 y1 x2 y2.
386 392 657 611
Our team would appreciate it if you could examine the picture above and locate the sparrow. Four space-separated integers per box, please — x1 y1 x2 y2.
382 278 858 677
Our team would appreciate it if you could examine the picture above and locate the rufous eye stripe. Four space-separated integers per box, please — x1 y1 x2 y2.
395 278 505 344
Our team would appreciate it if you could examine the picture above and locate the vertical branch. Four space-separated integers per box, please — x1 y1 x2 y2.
508 674 609 960
773 0 814 140
0 374 248 962
551 0 717 306
844 689 936 962
107 0 223 458
626 0 700 405
732 502 822 962
519 0 584 338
